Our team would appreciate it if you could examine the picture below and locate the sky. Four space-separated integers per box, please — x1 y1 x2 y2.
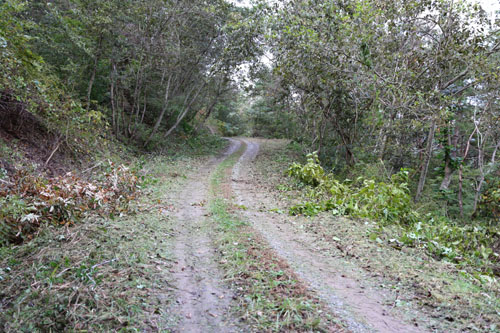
477 0 500 13
228 0 252 7
229 0 500 12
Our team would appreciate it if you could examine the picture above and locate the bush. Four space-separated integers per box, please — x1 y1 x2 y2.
288 153 415 224
287 152 325 186
478 180 500 219
401 216 499 274
286 154 500 277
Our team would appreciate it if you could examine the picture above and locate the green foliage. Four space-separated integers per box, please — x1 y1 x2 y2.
349 171 416 225
216 119 245 137
288 154 415 224
260 0 500 225
287 152 325 186
287 154 500 277
478 180 500 218
214 99 249 137
400 217 499 270
0 0 107 157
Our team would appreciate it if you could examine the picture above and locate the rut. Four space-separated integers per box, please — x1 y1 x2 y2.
231 138 427 333
167 140 242 333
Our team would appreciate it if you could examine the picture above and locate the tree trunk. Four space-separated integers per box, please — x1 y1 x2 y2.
194 78 229 134
144 74 173 147
164 82 206 139
472 137 498 215
472 174 485 215
377 109 396 160
131 58 145 136
194 96 219 133
439 124 459 190
86 54 99 110
110 64 117 135
317 116 327 155
140 92 147 124
378 130 388 160
458 127 478 217
86 36 102 110
121 90 127 137
415 120 436 202
491 138 500 164
458 164 464 217
330 116 356 165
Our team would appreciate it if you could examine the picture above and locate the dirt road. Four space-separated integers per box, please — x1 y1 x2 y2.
167 137 426 332
231 138 426 333
167 140 242 332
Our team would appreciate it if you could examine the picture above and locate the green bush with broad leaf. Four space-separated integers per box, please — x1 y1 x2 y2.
287 154 500 278
288 152 325 186
288 153 416 224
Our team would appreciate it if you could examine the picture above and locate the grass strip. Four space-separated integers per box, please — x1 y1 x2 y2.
209 141 344 332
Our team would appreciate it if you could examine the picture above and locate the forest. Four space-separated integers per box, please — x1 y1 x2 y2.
0 0 499 331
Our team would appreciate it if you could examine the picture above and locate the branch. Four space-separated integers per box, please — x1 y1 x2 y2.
440 68 468 92
0 179 14 186
44 141 62 168
81 162 103 174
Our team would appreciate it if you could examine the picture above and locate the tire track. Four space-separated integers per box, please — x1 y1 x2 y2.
232 138 426 333
168 139 242 333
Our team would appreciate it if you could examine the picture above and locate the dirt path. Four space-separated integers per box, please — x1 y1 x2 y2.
166 137 429 332
231 138 426 333
167 140 242 332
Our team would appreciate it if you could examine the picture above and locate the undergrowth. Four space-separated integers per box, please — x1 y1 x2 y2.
287 152 500 279
0 154 191 331
0 136 229 331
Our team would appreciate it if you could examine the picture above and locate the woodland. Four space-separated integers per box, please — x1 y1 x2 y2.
0 0 500 331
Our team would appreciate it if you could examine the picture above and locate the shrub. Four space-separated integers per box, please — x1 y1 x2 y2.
286 154 500 277
288 154 415 224
478 180 500 219
288 152 325 186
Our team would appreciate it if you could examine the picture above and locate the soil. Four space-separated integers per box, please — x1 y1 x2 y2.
166 137 433 332
167 139 243 332
0 93 73 175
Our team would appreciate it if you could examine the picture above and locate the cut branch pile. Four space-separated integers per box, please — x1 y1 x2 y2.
0 162 138 245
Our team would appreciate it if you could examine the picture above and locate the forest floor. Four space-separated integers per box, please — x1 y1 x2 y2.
1 137 498 332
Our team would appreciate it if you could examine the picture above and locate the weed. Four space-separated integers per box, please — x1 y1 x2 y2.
0 162 140 245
